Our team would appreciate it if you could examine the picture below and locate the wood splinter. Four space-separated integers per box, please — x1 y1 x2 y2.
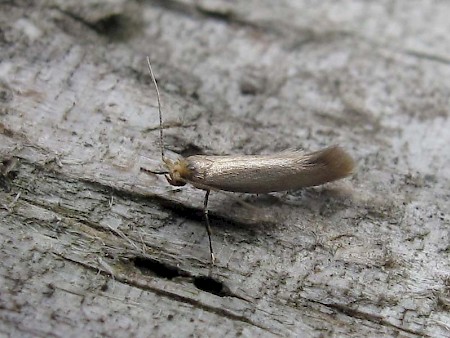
145 57 355 265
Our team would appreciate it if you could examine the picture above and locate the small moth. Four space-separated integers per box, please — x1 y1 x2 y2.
145 57 355 264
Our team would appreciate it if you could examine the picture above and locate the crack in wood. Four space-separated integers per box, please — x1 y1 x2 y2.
56 253 275 335
313 299 428 337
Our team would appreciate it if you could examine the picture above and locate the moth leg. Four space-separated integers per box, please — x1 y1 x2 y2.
203 190 215 265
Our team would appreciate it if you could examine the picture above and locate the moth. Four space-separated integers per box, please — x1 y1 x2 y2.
145 57 355 264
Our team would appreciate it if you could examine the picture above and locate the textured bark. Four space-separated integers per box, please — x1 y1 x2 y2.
1 0 449 337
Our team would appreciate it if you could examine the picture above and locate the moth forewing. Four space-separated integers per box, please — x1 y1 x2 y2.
183 146 355 193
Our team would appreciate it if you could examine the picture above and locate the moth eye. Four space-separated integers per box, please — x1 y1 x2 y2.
166 174 186 187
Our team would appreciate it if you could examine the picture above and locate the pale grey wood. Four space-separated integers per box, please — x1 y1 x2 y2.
1 0 449 337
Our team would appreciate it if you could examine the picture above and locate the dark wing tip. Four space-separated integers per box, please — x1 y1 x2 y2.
307 145 355 185
322 145 355 176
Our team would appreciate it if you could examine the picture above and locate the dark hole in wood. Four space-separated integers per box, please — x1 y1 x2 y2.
92 14 124 36
91 14 140 41
133 256 189 280
193 276 230 297
0 158 19 192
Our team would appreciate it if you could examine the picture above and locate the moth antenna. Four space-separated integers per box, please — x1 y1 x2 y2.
146 56 165 162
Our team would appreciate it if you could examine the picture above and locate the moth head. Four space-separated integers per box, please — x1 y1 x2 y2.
163 158 190 186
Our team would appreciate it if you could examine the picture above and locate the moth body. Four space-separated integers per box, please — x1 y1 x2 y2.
164 146 354 193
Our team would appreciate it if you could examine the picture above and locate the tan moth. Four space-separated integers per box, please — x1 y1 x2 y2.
145 57 354 264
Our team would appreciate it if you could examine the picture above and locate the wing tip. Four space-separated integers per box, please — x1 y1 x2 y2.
308 145 356 184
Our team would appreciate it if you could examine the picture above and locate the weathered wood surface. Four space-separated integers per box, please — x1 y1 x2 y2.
1 1 449 337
